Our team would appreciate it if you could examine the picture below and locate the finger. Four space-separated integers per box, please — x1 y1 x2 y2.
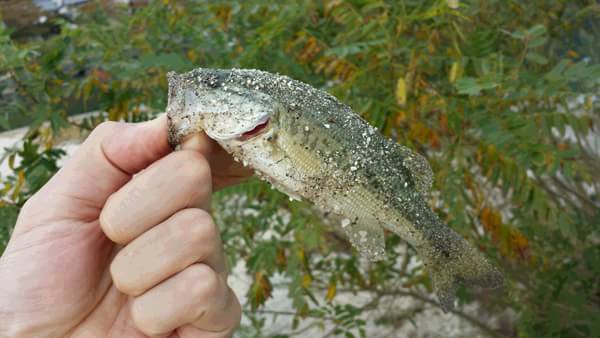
181 133 253 191
177 315 239 338
110 208 226 296
18 116 171 228
181 132 214 156
130 264 241 337
99 150 212 244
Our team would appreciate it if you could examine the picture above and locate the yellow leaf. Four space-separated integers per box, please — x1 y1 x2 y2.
481 206 531 262
8 154 15 170
296 246 305 262
584 96 593 110
449 61 460 83
510 229 530 259
298 303 310 317
302 274 312 288
325 280 337 303
11 170 25 201
447 0 460 9
298 36 322 63
2 182 9 195
395 77 407 106
186 50 198 62
567 50 579 58
250 271 273 309
480 207 502 238
276 247 287 268
394 110 407 126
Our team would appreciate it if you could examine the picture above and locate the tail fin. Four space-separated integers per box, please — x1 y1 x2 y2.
420 230 503 312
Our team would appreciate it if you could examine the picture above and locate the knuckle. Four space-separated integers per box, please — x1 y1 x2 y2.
176 207 212 225
99 209 120 244
99 196 129 244
110 260 143 297
185 264 220 300
91 121 121 139
130 299 165 336
176 209 218 245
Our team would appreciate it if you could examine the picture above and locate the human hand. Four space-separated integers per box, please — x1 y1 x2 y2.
0 115 250 337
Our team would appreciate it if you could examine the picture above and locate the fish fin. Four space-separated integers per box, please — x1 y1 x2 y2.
393 143 433 195
421 231 503 312
343 222 386 261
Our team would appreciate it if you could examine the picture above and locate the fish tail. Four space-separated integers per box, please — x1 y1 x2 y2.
419 227 503 312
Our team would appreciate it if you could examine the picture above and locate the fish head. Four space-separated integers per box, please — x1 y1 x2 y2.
166 68 306 200
166 69 280 149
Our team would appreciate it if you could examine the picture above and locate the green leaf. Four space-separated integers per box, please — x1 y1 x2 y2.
455 77 481 95
526 52 549 65
545 59 569 81
139 52 192 71
0 204 19 254
529 35 549 48
0 114 8 129
510 30 526 40
527 24 547 37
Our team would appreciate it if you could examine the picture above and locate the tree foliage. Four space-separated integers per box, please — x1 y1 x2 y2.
1 1 599 337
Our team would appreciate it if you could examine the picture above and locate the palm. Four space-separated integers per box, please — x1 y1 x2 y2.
0 211 116 336
9 219 189 337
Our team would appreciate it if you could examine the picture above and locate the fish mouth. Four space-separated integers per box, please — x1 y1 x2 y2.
202 114 271 142
237 117 271 141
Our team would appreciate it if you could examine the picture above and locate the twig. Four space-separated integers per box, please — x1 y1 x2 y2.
286 321 326 336
550 176 597 215
247 309 337 322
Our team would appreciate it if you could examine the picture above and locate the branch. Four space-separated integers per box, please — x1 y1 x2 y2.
549 176 598 215
373 289 508 338
333 286 507 338
244 309 332 337
247 309 337 322
311 272 510 338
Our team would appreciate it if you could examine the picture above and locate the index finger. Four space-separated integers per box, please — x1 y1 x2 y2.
16 115 172 232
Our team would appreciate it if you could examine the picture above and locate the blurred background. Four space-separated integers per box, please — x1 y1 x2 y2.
1 1 599 337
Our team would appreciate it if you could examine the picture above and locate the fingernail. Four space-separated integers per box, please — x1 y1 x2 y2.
181 132 213 156
139 113 167 130
181 134 203 149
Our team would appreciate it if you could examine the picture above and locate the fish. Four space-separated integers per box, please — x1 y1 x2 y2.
166 68 503 311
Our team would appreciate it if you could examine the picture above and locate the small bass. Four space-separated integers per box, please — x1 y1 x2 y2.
166 68 502 310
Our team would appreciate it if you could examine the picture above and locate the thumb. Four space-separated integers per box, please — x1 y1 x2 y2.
20 115 172 225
